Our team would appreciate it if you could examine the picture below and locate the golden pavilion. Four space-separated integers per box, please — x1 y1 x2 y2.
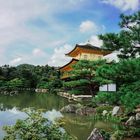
60 43 111 79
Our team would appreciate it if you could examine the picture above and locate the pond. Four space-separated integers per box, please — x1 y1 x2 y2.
0 92 118 140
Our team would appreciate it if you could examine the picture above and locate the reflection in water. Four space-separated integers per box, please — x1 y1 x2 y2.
44 109 63 122
0 92 70 111
62 114 120 140
0 92 69 139
62 114 94 140
9 107 21 114
0 108 27 139
0 92 119 140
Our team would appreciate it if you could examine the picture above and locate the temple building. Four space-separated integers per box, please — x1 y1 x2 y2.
60 44 111 80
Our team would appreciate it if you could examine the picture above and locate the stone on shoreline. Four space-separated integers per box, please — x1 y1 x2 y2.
136 113 140 121
60 104 81 113
125 116 135 126
87 128 104 140
76 107 95 115
60 104 95 115
35 89 48 93
112 106 120 116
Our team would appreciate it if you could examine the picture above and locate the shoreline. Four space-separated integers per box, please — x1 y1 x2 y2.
57 91 92 102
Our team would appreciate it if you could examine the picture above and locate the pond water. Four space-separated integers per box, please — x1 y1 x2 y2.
0 92 117 140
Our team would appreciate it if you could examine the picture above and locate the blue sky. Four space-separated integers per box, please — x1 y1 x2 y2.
0 0 139 66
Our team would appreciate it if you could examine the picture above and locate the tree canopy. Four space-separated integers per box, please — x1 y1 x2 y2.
99 11 140 59
0 64 62 91
3 109 75 140
63 59 106 95
93 11 140 112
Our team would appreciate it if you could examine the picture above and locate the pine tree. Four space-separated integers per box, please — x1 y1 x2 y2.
99 11 140 59
63 60 106 95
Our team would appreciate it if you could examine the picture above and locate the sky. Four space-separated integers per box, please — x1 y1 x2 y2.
0 0 139 67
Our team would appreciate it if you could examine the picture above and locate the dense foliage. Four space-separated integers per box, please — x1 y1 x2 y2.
0 64 62 91
93 58 140 112
63 59 106 95
3 109 75 140
92 92 119 105
91 11 140 140
95 105 113 114
93 10 140 113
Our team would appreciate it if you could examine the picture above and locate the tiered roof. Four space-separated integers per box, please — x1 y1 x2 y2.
60 44 111 79
59 59 78 72
65 44 111 57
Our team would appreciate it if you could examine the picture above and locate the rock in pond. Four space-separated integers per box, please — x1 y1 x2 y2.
60 104 82 113
125 116 135 126
76 107 95 115
87 128 104 140
60 104 95 115
136 113 140 121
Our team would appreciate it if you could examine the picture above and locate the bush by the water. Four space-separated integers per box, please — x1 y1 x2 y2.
3 109 75 140
92 90 140 113
118 84 140 113
92 92 119 105
95 105 113 114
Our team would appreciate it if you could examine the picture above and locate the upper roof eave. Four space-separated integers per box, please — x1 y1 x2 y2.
65 44 111 56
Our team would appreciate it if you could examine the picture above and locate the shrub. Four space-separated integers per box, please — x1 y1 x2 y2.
3 108 75 140
118 84 140 113
100 129 111 140
92 92 119 105
120 91 140 113
96 105 113 114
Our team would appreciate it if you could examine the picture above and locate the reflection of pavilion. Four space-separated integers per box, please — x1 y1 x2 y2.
60 44 111 80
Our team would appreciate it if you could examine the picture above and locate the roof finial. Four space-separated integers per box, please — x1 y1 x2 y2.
87 40 90 45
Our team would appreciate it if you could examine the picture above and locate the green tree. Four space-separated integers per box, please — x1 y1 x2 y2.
7 78 23 89
3 109 75 140
95 58 140 87
0 63 61 91
17 64 38 88
64 59 106 95
99 11 140 59
94 58 140 112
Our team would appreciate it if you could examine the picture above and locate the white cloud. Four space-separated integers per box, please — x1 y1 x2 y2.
0 0 89 66
48 40 67 48
48 44 73 67
32 48 46 56
103 51 119 62
89 35 103 47
101 0 139 11
0 48 6 65
79 20 98 33
79 35 103 47
9 57 22 65
48 36 103 66
0 0 79 47
8 52 50 66
0 0 48 47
